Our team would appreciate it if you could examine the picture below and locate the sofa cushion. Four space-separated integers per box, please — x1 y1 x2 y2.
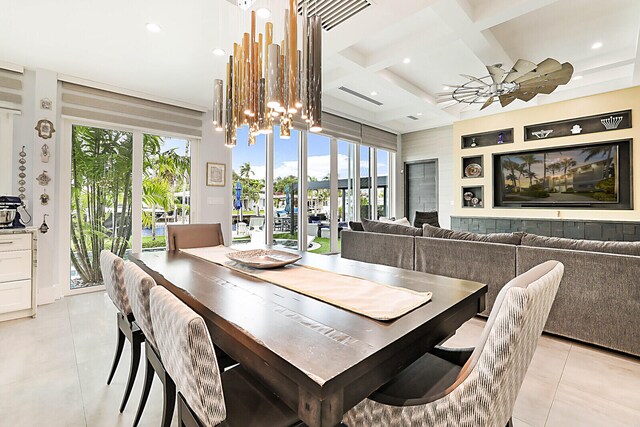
362 218 423 237
521 234 640 256
422 224 524 245
413 211 440 228
348 221 365 232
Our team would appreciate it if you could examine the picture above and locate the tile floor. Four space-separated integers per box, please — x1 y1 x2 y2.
0 292 639 427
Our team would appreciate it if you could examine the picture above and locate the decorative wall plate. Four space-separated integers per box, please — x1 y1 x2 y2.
464 163 482 178
40 98 52 110
18 146 27 200
41 144 51 163
471 197 480 206
463 191 474 201
40 191 49 205
35 119 55 139
39 214 49 234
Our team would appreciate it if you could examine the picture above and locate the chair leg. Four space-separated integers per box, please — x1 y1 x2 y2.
107 327 125 385
119 333 142 413
132 358 154 426
161 376 176 427
506 418 514 427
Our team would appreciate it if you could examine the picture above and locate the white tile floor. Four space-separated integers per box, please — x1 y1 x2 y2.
1 292 639 427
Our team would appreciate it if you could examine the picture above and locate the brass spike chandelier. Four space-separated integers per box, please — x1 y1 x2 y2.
213 0 322 148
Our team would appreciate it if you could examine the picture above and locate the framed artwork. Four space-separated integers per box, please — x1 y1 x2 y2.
206 162 226 187
35 119 56 139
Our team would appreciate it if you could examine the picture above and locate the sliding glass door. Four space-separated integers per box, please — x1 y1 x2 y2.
70 125 133 290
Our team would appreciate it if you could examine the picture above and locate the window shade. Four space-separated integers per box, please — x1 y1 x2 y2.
0 68 23 111
60 82 204 138
320 112 363 143
362 124 397 152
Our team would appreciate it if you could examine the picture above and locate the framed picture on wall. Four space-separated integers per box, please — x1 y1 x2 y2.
206 162 226 187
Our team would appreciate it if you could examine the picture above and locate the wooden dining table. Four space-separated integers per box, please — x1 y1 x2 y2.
130 248 487 427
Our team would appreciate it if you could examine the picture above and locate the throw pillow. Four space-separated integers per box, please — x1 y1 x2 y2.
521 234 640 256
380 217 412 227
413 211 440 228
422 223 524 245
348 221 365 232
362 218 423 237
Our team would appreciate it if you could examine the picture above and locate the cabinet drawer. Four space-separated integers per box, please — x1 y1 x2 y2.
0 234 31 252
0 279 31 314
0 250 31 283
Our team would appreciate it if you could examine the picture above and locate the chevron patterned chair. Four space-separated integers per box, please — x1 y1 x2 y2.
150 285 302 427
343 260 564 427
99 250 145 413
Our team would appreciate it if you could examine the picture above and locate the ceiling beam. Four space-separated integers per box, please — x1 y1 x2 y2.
473 0 560 30
633 25 640 85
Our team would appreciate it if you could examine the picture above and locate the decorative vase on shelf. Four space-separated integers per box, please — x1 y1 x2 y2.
497 132 504 144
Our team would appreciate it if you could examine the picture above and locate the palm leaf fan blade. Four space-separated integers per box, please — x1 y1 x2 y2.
503 59 537 83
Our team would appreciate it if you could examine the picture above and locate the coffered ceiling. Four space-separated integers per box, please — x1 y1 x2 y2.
1 0 639 133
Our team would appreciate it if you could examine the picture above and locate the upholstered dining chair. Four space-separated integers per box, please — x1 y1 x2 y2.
124 262 175 427
343 260 564 427
166 223 224 251
150 285 302 427
99 250 145 413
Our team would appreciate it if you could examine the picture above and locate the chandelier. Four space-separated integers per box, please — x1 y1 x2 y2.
213 0 323 147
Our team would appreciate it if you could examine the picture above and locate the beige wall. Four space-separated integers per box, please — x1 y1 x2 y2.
453 86 640 222
400 125 454 228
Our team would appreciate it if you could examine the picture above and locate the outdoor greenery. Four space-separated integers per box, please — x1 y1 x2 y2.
71 126 190 286
232 162 264 211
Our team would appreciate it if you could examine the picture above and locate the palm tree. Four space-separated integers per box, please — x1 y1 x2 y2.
546 162 561 191
502 160 520 191
142 177 173 241
559 158 577 191
516 163 527 192
518 154 542 188
240 162 254 179
582 145 614 178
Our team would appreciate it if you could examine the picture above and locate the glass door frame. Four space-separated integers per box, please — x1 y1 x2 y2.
58 118 199 297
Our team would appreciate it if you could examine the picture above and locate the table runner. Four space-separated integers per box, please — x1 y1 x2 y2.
179 246 432 321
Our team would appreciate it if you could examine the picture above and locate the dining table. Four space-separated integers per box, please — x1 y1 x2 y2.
130 248 487 427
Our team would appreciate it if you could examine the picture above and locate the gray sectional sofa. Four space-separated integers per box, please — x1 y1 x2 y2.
341 227 640 357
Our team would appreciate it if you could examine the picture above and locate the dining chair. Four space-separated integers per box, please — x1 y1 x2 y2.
99 250 145 413
149 285 302 427
124 262 175 427
167 223 224 251
343 260 564 427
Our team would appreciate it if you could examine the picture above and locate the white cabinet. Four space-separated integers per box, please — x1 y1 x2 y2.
0 230 37 321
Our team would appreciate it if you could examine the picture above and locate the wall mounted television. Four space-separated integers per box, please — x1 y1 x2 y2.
493 140 633 209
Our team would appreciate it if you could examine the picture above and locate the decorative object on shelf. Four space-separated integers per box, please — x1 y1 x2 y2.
524 110 631 141
206 162 226 187
497 132 504 144
35 119 55 139
532 129 553 139
470 137 477 147
40 144 51 163
601 115 623 130
40 98 52 110
36 170 51 186
18 146 27 200
471 197 481 207
463 191 474 202
217 0 323 148
226 249 302 269
464 163 482 178
39 190 49 206
438 58 573 110
39 214 49 234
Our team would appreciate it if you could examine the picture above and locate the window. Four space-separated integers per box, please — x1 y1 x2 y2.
306 133 332 254
360 145 372 220
273 127 300 250
377 149 390 218
338 140 357 223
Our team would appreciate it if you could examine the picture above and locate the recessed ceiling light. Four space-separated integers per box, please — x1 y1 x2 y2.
443 86 450 91
416 112 423 116
573 75 583 81
213 48 226 56
591 41 603 49
145 22 161 33
403 57 411 64
256 7 271 19
370 91 378 96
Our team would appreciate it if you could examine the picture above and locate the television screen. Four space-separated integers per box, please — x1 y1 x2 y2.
497 142 620 204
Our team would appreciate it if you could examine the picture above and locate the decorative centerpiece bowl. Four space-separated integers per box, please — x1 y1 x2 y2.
226 249 302 269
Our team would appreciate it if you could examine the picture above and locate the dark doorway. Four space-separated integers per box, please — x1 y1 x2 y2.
405 160 438 224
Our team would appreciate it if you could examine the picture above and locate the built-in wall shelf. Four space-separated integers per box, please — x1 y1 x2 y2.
462 155 484 179
462 185 484 208
461 128 513 149
524 110 632 141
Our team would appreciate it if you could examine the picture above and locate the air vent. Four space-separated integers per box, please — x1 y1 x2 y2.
225 0 256 10
298 0 372 31
407 115 419 121
338 86 383 106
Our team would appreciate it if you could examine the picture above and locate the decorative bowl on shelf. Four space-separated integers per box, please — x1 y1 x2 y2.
463 191 474 202
464 163 482 178
226 249 302 269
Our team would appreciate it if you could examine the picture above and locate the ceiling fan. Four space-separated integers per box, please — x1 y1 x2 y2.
438 58 574 110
